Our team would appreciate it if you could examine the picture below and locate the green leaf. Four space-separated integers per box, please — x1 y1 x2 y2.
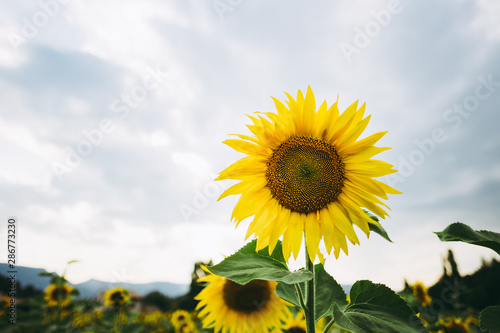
241 238 287 264
365 210 393 242
123 323 146 333
364 210 379 222
314 264 348 321
51 275 68 285
275 281 304 308
369 223 393 243
333 280 426 333
435 222 500 255
207 240 313 285
275 264 348 322
480 305 500 333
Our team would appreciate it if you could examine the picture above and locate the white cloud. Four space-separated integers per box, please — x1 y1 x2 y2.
150 130 170 146
172 152 212 179
473 0 500 41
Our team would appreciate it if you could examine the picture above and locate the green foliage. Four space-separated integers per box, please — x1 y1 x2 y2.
276 264 348 322
365 210 393 242
480 305 500 333
122 322 146 333
369 223 393 243
275 281 302 308
207 239 313 285
276 265 425 331
38 272 68 286
333 280 426 333
142 291 173 312
314 264 348 321
435 222 500 255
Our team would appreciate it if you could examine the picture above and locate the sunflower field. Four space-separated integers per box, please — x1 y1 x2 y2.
0 237 499 333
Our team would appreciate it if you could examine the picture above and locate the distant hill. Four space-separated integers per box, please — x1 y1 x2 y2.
0 263 189 299
74 279 189 299
0 263 51 291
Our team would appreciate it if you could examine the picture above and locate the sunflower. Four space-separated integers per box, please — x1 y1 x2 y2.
435 317 470 333
195 266 290 333
217 87 399 262
171 309 191 328
44 283 73 307
412 281 432 307
141 311 165 326
103 287 130 307
177 320 198 333
72 311 93 328
0 297 10 317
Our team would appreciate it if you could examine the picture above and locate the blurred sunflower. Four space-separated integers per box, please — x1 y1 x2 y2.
44 284 73 307
217 87 399 261
0 297 10 317
435 317 470 333
142 311 165 326
412 281 432 307
177 320 198 333
195 266 289 333
171 309 191 328
103 287 130 307
72 311 92 328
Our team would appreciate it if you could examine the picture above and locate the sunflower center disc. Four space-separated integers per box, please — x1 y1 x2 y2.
110 291 124 303
223 279 271 313
52 287 67 300
289 327 306 333
266 136 344 214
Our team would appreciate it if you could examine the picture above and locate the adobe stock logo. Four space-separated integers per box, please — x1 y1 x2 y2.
339 0 411 64
52 65 169 181
7 0 73 49
385 74 499 187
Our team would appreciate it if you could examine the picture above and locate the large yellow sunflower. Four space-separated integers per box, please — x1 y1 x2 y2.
44 284 74 307
217 87 400 261
195 266 290 333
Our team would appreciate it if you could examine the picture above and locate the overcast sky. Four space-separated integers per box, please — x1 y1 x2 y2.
1 0 499 291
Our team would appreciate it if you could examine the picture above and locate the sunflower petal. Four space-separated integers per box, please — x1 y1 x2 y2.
223 139 267 156
305 213 321 262
338 131 387 156
327 101 358 142
268 206 290 254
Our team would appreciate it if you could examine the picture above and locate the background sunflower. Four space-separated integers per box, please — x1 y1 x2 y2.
103 287 130 307
44 284 73 308
195 266 290 333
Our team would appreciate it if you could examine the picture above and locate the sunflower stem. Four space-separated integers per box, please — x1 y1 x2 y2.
294 283 308 312
305 244 315 333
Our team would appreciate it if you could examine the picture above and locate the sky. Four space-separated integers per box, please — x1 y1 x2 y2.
0 0 499 291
